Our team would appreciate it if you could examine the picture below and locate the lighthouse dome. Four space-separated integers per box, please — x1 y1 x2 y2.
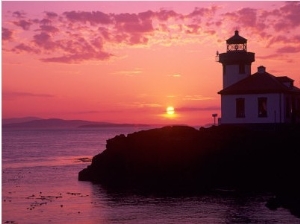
226 30 247 44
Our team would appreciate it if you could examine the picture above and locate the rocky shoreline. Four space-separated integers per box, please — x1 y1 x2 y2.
79 124 300 218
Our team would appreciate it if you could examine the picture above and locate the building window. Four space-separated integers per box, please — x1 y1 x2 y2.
236 98 245 118
258 97 267 117
239 64 245 74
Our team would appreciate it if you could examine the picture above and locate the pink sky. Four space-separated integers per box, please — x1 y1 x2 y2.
2 1 300 126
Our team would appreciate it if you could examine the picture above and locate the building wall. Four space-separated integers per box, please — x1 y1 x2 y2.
282 94 300 124
220 93 284 124
223 64 251 88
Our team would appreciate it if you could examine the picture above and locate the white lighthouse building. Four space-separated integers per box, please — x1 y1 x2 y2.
216 31 300 125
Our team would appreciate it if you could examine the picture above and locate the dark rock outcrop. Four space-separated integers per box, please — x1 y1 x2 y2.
79 124 300 217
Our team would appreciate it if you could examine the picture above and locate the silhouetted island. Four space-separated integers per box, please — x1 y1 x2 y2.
2 118 150 129
78 124 300 218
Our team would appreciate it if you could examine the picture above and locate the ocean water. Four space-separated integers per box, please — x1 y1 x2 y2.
2 127 299 224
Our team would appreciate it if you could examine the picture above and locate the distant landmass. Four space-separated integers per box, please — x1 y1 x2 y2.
2 116 43 125
2 117 150 129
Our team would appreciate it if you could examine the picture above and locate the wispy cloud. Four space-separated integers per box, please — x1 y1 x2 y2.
176 106 220 112
72 110 103 115
168 73 181 78
123 101 162 109
183 95 214 101
111 68 143 76
2 91 55 100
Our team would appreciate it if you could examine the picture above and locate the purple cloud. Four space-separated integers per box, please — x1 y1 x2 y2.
3 2 300 64
38 25 59 33
187 6 218 18
40 19 52 26
44 11 58 19
218 1 300 52
13 19 32 30
224 8 258 28
40 51 112 63
114 13 153 33
2 27 13 41
33 32 57 50
2 7 217 63
63 11 112 25
13 43 41 54
12 11 26 18
155 9 179 21
138 10 154 20
273 2 300 31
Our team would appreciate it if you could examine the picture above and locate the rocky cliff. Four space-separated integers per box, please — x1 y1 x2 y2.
79 124 300 217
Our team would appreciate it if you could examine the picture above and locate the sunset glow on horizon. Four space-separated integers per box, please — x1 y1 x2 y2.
2 1 300 126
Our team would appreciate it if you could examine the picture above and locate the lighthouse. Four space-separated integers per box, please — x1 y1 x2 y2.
216 31 300 125
216 30 255 89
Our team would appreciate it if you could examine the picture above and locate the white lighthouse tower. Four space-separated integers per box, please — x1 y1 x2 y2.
216 30 300 125
216 30 255 89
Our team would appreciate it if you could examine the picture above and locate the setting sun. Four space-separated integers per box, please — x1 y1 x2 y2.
166 106 175 115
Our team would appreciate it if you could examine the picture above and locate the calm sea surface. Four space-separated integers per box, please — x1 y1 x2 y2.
2 127 299 223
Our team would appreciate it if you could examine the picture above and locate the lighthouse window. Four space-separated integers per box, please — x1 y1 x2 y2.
258 97 268 117
239 64 245 74
236 98 245 118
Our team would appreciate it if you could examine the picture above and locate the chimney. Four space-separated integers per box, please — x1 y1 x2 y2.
258 66 266 73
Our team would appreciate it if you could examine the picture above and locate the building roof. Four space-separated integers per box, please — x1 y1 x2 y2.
226 30 247 44
218 69 300 95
